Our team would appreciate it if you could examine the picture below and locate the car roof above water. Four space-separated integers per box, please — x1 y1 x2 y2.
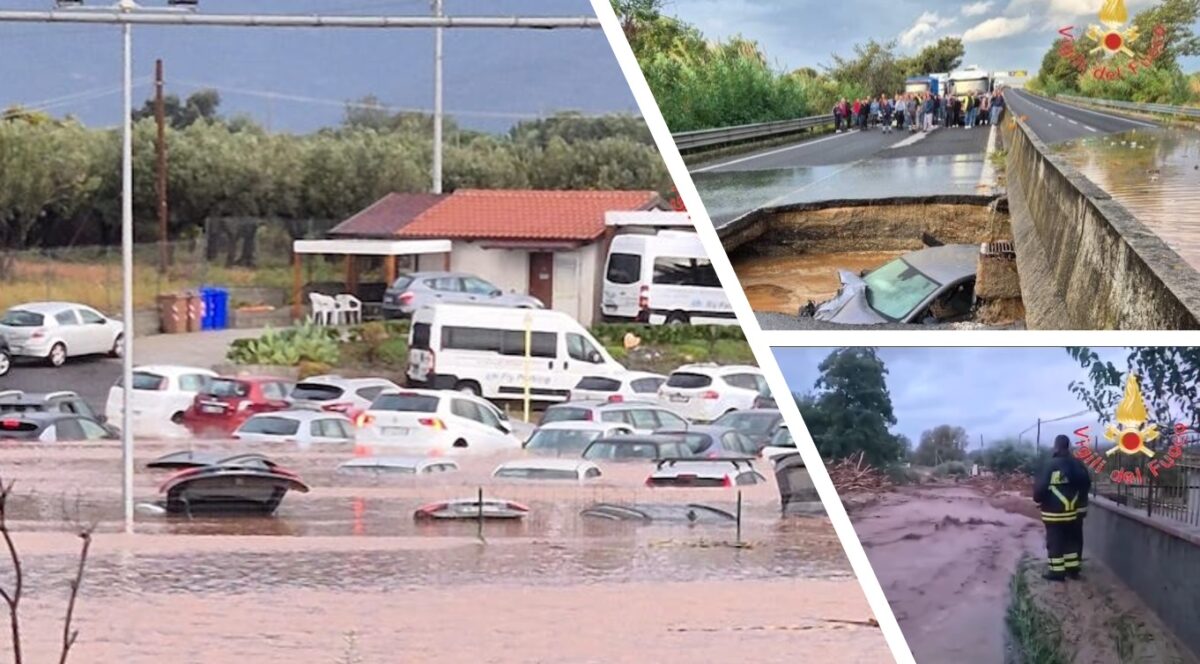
897 244 977 285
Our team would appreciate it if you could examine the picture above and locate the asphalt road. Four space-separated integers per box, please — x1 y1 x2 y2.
1 355 120 413
1004 88 1158 144
692 120 991 173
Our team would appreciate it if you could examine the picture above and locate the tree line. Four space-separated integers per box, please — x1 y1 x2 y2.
0 92 670 274
1030 0 1200 104
796 347 1200 479
613 0 965 132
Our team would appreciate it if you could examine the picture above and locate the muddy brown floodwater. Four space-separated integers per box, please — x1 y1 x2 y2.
848 485 1042 664
0 440 890 662
735 251 904 314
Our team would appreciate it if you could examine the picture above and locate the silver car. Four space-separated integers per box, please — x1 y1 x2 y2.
381 272 543 318
0 301 124 367
803 245 977 325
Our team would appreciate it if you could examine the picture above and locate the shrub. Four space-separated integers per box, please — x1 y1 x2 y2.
226 322 340 366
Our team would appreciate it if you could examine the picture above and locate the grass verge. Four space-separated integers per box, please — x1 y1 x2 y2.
1006 557 1070 664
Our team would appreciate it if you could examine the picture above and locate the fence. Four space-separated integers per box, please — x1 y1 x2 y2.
1055 94 1200 119
1094 428 1200 528
671 114 834 152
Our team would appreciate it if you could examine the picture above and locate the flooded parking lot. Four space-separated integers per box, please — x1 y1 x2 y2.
1052 127 1200 271
0 440 887 662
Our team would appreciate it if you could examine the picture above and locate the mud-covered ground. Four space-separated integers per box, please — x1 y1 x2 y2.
847 483 1199 664
0 440 889 662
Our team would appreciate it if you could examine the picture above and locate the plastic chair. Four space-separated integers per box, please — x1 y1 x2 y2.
308 293 335 326
336 294 363 325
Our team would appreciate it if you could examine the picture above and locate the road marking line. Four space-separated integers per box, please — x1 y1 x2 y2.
1023 90 1157 128
691 129 859 173
1068 119 1078 125
1085 125 1097 132
978 124 998 195
888 127 937 149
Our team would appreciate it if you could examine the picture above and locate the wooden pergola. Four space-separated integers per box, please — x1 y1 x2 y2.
291 238 452 319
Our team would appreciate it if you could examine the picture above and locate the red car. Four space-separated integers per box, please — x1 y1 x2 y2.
181 375 292 437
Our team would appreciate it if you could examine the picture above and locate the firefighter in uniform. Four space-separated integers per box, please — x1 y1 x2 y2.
1033 435 1083 581
1061 434 1091 578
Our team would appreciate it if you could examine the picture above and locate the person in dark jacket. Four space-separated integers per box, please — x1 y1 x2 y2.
1059 434 1092 578
1033 435 1083 581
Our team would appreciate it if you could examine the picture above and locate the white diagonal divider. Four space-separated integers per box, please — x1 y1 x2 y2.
586 2 916 662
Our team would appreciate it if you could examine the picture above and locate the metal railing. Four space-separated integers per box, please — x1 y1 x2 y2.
1056 94 1200 119
1096 429 1200 528
671 114 834 152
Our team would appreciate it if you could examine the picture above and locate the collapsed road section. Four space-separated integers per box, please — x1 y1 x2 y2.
721 195 1025 329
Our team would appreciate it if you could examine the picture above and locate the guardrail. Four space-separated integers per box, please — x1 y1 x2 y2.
1056 94 1200 119
671 114 834 152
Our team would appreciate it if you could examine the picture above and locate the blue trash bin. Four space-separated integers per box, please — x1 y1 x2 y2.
212 288 229 330
198 286 218 330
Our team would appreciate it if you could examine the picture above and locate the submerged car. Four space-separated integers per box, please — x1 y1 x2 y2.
181 375 293 437
382 272 542 319
233 410 355 445
0 336 10 377
712 409 784 450
413 498 529 520
541 400 688 435
569 371 666 402
654 425 759 458
0 390 101 421
581 434 693 461
358 389 521 453
157 453 308 515
0 412 116 442
336 456 460 475
522 421 633 457
492 458 603 482
761 425 798 462
803 244 978 325
645 458 765 488
105 365 217 434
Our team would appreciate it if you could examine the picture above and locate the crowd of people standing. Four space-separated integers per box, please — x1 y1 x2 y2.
832 87 1006 134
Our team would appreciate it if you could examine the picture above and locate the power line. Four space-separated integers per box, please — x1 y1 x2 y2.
170 77 609 120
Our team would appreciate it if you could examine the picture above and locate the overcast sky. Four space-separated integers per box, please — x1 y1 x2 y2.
665 0 1200 77
774 347 1136 450
0 0 637 133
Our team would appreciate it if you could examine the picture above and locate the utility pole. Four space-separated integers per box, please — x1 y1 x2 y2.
431 0 443 194
155 57 168 274
1036 417 1042 454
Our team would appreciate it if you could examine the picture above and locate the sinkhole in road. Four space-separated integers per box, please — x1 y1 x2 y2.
725 197 1023 326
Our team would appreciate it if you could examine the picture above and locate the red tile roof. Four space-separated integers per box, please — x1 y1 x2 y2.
328 192 448 238
395 189 663 241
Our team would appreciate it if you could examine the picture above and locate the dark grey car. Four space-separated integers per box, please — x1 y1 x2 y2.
804 245 977 325
381 272 543 318
0 336 9 377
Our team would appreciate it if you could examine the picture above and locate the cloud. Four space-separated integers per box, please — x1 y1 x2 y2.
962 1 994 16
899 11 956 48
962 14 1033 42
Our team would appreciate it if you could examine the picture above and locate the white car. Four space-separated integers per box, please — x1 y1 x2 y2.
337 456 460 475
657 364 768 422
540 400 689 435
645 458 766 488
288 375 402 423
523 421 633 457
233 410 355 446
0 302 124 367
492 458 603 483
569 371 666 403
104 365 217 437
359 389 522 454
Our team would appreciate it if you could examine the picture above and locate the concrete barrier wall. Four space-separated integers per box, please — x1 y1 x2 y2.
1085 497 1200 656
1004 116 1200 329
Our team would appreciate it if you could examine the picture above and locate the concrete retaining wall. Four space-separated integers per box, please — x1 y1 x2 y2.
1085 497 1200 656
1004 115 1200 329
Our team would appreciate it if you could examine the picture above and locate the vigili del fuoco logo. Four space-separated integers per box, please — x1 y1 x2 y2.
1072 375 1190 485
1057 0 1168 81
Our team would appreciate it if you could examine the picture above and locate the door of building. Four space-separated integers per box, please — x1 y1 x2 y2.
528 252 554 308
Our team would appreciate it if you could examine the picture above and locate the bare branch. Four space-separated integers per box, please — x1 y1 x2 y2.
57 526 93 664
0 477 23 664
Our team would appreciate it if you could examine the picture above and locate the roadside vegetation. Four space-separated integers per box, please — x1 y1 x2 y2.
613 0 965 132
1028 0 1200 106
1007 558 1071 664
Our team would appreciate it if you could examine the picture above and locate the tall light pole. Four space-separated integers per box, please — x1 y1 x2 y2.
432 0 443 194
16 1 600 535
120 10 134 534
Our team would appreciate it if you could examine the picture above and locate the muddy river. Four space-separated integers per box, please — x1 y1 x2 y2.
0 440 888 662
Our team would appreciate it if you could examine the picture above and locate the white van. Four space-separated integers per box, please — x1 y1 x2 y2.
406 304 625 402
601 231 735 325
